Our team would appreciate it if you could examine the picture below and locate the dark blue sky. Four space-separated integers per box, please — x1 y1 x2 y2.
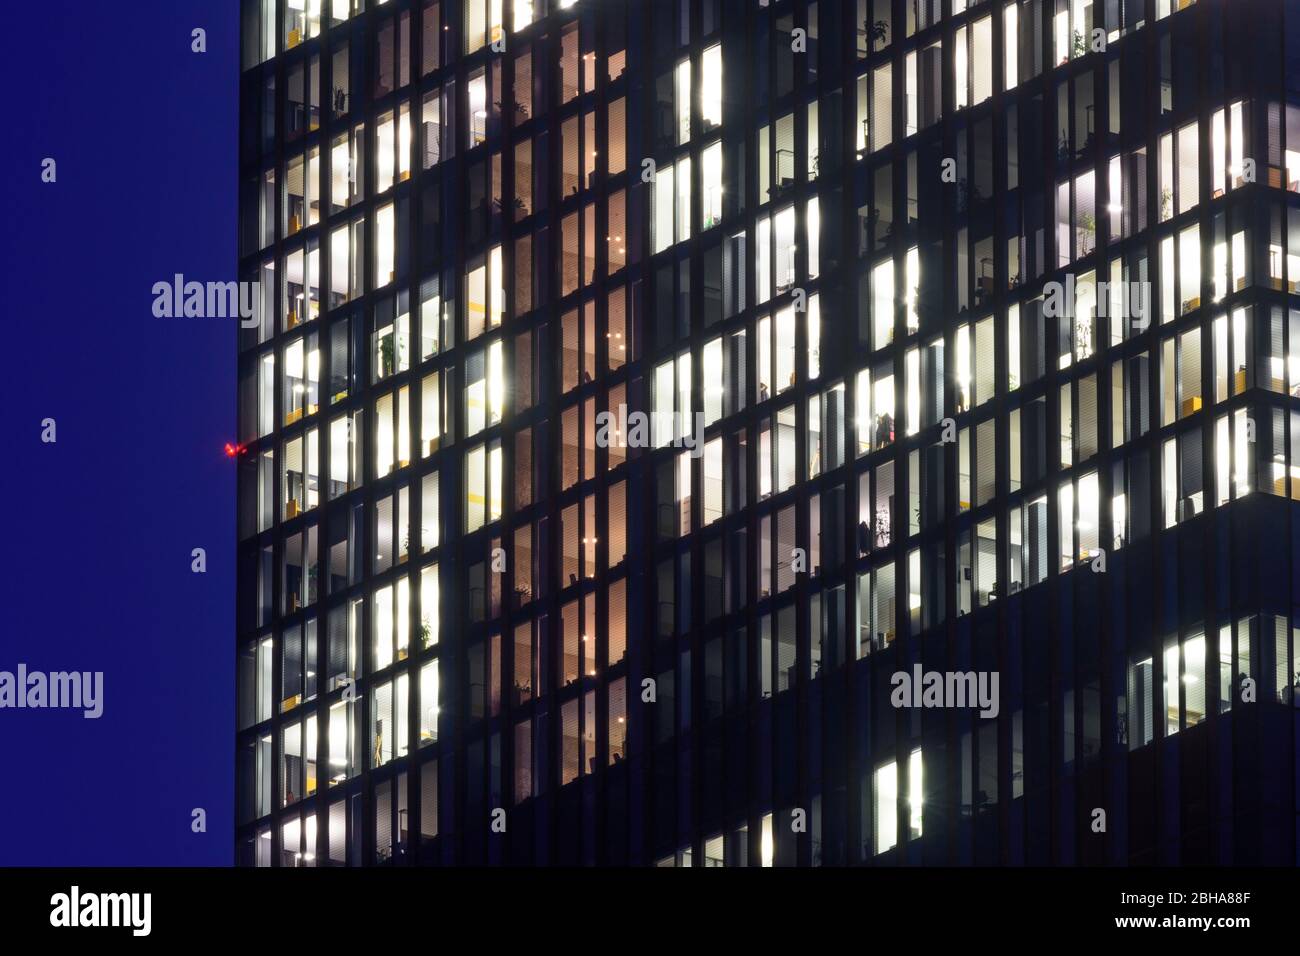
0 1 236 864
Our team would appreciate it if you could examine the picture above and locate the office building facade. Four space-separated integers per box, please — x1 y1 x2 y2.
236 0 1300 866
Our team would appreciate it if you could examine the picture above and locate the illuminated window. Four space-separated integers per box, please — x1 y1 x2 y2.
284 336 321 424
702 141 723 229
465 440 503 532
420 660 440 744
465 246 504 341
464 0 503 54
464 340 505 438
329 124 365 216
282 430 320 519
369 675 409 768
467 69 488 147
874 748 922 854
285 0 322 50
675 58 691 145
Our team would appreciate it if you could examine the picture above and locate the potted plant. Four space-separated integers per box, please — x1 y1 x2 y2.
1078 211 1096 254
379 334 395 377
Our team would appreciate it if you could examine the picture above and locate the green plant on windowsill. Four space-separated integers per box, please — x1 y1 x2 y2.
1160 188 1173 220
420 621 432 648
379 334 396 378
